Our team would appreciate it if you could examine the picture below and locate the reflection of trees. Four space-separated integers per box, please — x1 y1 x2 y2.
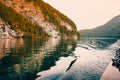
0 38 24 59
40 39 77 71
0 38 77 80
0 38 46 80
79 38 118 49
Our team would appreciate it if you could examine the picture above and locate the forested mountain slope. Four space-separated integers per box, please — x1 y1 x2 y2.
0 0 77 38
79 15 120 38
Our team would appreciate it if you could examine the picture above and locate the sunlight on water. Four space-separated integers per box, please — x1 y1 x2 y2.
0 38 119 80
36 56 75 80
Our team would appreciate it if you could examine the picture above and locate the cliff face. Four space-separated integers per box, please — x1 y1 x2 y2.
0 18 23 38
0 0 77 38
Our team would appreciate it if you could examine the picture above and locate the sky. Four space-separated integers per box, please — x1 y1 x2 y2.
44 0 120 30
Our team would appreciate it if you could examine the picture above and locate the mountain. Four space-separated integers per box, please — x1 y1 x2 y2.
0 0 77 38
79 15 120 38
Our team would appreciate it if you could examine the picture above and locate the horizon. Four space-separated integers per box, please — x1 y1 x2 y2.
44 0 120 30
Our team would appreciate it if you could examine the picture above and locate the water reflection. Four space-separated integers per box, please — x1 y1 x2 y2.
57 38 119 80
78 38 118 50
1 37 118 80
0 38 77 80
36 38 118 80
0 38 24 59
66 58 77 71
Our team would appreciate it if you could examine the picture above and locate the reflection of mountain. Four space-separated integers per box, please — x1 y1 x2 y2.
66 58 77 71
0 38 77 80
0 38 24 59
78 38 118 50
40 39 77 71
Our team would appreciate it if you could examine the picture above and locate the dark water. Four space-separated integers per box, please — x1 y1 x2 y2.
0 38 120 80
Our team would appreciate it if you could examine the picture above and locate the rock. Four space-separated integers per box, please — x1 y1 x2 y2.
112 48 120 70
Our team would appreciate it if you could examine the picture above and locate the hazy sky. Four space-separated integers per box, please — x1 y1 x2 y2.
44 0 120 30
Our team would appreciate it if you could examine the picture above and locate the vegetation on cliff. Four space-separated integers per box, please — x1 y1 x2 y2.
25 0 77 35
0 2 49 38
0 0 77 39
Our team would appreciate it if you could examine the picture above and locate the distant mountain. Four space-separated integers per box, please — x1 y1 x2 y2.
0 0 77 38
79 15 120 38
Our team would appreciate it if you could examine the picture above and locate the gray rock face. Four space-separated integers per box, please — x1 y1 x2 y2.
0 19 23 38
0 0 77 38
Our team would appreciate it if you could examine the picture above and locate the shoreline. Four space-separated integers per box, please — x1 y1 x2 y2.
100 62 120 80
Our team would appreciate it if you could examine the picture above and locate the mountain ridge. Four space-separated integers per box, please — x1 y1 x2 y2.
0 0 77 38
79 15 120 38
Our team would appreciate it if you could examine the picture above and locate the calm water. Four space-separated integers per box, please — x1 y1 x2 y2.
0 38 120 80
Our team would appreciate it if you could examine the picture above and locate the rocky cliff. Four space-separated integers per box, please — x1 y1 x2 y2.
0 0 77 38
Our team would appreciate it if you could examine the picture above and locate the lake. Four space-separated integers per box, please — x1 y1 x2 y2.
0 37 119 80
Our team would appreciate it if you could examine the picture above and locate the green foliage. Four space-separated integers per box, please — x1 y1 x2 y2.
79 15 120 38
0 2 49 39
0 0 77 39
25 0 77 36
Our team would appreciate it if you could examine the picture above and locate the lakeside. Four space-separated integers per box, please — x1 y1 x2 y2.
100 62 120 80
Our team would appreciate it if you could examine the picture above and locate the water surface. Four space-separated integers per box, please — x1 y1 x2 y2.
0 38 119 80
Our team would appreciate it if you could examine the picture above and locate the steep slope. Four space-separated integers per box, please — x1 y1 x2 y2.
0 18 18 38
0 1 49 38
79 15 120 38
0 0 77 38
